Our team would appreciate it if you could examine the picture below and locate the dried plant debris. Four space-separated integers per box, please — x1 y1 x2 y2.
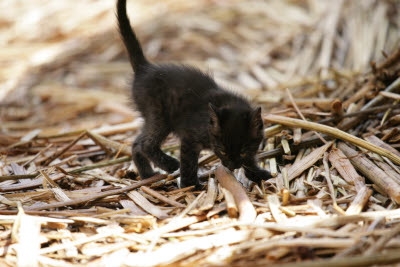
1 0 400 266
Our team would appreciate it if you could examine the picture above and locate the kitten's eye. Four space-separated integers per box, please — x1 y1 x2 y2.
220 151 226 156
240 153 247 158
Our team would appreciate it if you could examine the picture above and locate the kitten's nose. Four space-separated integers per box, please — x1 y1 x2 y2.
226 162 241 171
233 161 241 169
224 162 236 171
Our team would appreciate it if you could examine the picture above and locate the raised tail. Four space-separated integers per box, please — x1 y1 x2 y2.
117 0 148 71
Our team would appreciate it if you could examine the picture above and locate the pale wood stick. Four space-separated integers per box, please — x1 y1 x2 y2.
281 188 290 206
279 206 296 217
140 186 185 208
281 167 289 190
177 191 205 219
268 194 287 223
198 177 218 211
345 186 372 215
264 124 284 139
215 165 256 223
293 127 302 145
286 88 327 143
87 131 131 155
267 247 291 261
221 188 238 218
119 200 147 216
277 141 332 182
328 148 365 189
380 91 400 100
339 143 400 204
281 137 291 154
265 114 400 165
127 191 169 219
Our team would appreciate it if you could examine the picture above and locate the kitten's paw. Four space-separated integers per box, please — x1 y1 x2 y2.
244 168 271 183
126 170 138 179
164 157 180 173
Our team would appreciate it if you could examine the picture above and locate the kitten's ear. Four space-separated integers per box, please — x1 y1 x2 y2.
208 103 220 134
250 107 263 137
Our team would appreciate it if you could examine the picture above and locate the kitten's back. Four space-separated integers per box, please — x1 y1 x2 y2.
132 64 220 128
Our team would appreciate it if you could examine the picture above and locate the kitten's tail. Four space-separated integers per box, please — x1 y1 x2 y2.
117 0 148 71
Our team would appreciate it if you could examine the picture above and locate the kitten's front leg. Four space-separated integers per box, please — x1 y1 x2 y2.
179 140 201 189
243 158 271 183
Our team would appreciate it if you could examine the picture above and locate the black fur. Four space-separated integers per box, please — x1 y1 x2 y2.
117 0 271 188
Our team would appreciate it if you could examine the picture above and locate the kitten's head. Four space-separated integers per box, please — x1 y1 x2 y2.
208 103 264 171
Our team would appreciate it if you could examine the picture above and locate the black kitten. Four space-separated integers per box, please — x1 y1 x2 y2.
117 0 271 188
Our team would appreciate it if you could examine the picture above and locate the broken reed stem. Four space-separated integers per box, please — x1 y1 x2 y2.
345 186 372 215
264 124 285 138
215 165 256 223
286 88 327 144
27 174 167 210
22 144 53 167
140 186 185 208
258 135 331 160
221 187 238 218
362 76 400 111
339 142 400 204
264 114 400 165
86 130 113 156
323 152 337 206
0 156 132 181
317 103 400 124
87 131 132 155
176 191 205 219
44 131 87 165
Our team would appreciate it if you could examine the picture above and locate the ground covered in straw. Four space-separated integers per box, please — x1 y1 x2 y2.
1 0 400 266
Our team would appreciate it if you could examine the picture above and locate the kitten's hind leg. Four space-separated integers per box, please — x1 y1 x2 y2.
179 140 201 188
132 135 156 179
137 126 180 174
